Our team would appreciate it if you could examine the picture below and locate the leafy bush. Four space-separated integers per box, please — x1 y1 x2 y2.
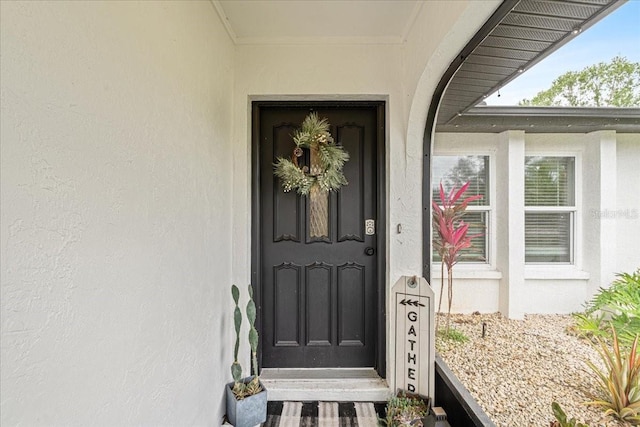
574 269 640 348
550 402 590 427
585 328 640 424
383 393 429 427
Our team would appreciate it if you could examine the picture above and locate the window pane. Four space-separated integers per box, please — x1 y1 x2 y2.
433 211 487 263
525 212 572 263
432 155 489 206
525 156 575 206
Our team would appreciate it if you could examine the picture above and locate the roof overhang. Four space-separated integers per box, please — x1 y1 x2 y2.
436 106 640 133
436 0 636 131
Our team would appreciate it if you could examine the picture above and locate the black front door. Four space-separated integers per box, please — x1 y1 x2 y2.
254 102 383 369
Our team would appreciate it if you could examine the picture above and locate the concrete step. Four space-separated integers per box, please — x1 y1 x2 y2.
260 368 392 402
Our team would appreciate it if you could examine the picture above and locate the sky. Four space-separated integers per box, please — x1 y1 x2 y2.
485 0 640 106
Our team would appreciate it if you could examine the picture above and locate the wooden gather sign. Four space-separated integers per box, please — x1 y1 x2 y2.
392 276 435 399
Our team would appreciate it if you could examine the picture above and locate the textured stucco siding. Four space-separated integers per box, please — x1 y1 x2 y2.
1 1 234 425
433 131 639 317
616 134 640 274
230 0 501 385
1 0 508 423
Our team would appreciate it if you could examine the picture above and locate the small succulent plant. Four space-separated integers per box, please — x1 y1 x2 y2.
382 393 429 427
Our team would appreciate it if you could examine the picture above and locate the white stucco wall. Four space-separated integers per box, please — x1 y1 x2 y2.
230 0 501 289
232 44 404 286
433 131 639 317
3 0 562 422
616 134 640 274
230 1 501 387
1 1 235 425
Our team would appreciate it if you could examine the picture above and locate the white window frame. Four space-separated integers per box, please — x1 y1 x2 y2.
524 152 581 266
431 152 495 269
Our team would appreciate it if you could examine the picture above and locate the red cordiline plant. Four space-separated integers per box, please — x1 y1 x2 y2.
432 181 483 334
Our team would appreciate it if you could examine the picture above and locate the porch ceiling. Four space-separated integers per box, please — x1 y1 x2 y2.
212 0 423 45
211 0 636 133
438 0 629 130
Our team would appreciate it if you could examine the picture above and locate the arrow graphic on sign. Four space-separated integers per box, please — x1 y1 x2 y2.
399 299 425 307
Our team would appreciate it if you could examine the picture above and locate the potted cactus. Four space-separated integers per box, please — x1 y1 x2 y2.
226 284 267 427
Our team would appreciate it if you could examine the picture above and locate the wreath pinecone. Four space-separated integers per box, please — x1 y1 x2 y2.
273 112 349 195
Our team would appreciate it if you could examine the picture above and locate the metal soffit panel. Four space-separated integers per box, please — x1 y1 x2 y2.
437 0 627 129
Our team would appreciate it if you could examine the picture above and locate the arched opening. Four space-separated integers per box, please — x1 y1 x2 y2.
421 0 517 281
420 0 623 282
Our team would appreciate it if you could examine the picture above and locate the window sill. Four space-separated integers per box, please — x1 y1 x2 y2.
524 266 590 281
431 264 502 280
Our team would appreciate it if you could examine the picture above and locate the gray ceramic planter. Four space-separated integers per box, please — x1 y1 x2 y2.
225 378 267 427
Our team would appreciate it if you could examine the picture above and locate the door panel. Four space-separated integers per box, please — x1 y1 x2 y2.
305 263 332 346
337 262 366 346
257 104 380 368
273 263 301 346
337 124 365 242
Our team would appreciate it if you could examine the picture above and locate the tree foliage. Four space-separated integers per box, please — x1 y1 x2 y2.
519 56 640 107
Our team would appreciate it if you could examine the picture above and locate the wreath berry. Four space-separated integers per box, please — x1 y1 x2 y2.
273 112 349 195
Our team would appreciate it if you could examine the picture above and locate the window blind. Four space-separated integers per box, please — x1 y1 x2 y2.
432 155 489 263
525 212 572 263
525 156 575 207
524 156 575 264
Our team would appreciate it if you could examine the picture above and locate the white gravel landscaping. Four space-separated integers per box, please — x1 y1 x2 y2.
436 313 629 427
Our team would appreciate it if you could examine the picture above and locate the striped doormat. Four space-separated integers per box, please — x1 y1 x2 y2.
262 401 386 426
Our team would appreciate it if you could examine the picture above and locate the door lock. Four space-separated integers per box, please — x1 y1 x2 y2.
365 219 375 235
365 247 375 256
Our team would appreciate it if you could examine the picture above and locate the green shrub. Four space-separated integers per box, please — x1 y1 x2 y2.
382 393 429 427
574 269 640 348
